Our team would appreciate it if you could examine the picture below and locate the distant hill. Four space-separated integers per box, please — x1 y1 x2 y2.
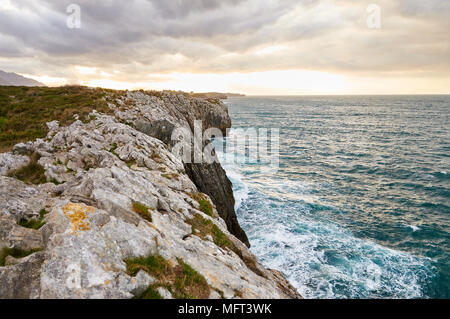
0 70 45 87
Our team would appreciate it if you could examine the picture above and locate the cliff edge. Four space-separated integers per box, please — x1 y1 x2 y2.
0 87 300 299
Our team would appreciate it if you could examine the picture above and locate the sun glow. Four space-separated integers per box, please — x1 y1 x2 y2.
63 70 349 95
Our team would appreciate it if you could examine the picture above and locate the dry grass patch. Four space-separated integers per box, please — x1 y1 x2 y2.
188 193 214 217
125 254 210 299
18 209 49 230
162 173 180 181
186 214 267 278
7 152 47 185
0 247 42 267
132 201 153 222
0 85 123 152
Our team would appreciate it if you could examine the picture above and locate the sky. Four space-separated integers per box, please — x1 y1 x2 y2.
0 0 449 95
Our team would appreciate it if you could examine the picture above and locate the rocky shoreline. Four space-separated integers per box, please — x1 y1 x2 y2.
0 89 301 299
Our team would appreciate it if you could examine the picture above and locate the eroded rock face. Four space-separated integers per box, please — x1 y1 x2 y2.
0 103 300 299
113 91 249 246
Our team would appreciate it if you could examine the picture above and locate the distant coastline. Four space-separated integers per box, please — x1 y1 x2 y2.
193 92 246 99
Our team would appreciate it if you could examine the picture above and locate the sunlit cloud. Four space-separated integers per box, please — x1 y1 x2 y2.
0 0 448 94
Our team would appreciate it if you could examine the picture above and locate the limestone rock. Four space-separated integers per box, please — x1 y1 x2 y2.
0 90 300 299
114 91 249 246
0 152 30 176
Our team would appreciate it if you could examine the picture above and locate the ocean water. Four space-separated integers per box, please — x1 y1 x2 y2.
214 95 450 299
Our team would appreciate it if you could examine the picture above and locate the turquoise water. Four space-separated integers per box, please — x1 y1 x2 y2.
214 95 449 299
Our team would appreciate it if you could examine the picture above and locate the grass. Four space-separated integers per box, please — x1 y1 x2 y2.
109 142 120 158
132 201 153 222
0 85 122 152
187 214 235 252
186 214 267 278
151 152 163 163
7 152 47 185
125 254 172 279
198 198 213 217
125 254 210 299
189 193 214 217
0 247 42 267
162 173 180 181
138 285 163 299
17 209 49 230
125 158 137 168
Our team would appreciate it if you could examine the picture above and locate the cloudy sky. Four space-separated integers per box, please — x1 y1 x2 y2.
0 0 449 94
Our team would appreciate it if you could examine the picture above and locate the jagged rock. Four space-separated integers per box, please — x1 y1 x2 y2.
0 91 300 299
0 152 30 176
46 120 60 132
115 91 249 246
0 215 43 250
0 176 51 221
0 252 45 299
267 269 304 299
157 287 173 299
184 162 250 246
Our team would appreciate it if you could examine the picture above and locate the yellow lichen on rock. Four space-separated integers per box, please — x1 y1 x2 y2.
62 203 95 234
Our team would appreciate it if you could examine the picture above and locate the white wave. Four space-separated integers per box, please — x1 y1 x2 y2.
226 170 250 210
239 193 433 299
405 224 420 232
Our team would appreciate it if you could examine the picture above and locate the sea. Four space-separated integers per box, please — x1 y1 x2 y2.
213 95 449 299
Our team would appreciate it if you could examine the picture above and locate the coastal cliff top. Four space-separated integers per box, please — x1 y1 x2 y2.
0 85 301 299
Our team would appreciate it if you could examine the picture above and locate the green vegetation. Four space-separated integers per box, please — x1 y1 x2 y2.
151 152 163 163
139 285 163 299
198 198 213 217
173 258 210 299
49 178 64 185
17 209 49 230
109 142 120 158
7 152 47 185
131 201 153 222
0 247 42 267
0 85 123 152
162 173 180 181
125 254 210 299
189 193 214 217
125 254 171 278
125 159 137 168
187 214 235 251
187 213 267 278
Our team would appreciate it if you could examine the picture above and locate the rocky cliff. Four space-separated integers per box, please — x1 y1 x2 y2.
0 88 300 299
